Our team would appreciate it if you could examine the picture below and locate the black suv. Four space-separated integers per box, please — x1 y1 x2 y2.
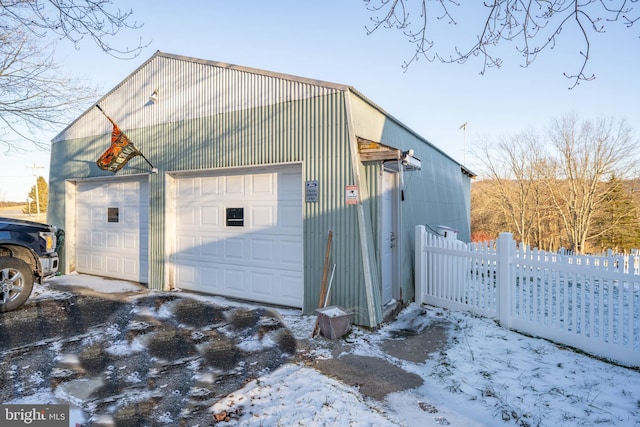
0 217 60 312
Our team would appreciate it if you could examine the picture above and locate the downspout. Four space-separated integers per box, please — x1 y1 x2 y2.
344 90 379 327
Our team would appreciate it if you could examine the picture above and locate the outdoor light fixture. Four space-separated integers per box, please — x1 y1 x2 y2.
149 89 159 103
401 148 421 170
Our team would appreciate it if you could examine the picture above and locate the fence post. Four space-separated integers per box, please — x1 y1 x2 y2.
415 225 426 305
497 232 513 328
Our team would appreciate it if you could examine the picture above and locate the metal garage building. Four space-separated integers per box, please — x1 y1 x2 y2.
47 51 474 327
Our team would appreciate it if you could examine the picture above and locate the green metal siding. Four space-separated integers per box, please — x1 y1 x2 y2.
49 92 377 326
349 93 472 306
48 52 470 328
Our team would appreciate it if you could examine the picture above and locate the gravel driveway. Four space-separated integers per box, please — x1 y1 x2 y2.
0 281 450 426
0 288 296 426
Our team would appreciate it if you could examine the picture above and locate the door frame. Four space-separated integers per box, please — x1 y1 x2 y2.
165 162 304 305
65 174 150 282
380 166 401 305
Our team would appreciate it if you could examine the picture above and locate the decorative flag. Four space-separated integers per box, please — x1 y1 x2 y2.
95 105 154 173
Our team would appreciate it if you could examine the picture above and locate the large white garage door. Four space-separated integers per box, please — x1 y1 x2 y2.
172 166 303 308
75 177 149 283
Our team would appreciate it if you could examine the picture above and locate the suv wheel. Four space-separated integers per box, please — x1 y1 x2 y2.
0 257 34 312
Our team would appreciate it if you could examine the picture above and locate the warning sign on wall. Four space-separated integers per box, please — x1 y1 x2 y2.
345 185 358 205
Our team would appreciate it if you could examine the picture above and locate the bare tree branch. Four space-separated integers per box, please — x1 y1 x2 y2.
0 28 98 151
0 0 146 151
364 0 639 87
0 0 148 58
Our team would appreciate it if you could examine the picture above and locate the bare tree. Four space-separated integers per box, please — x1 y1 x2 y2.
546 114 637 253
364 0 639 88
0 29 98 150
1 0 146 58
474 130 548 247
0 0 146 151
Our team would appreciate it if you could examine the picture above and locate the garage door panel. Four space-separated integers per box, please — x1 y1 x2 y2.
91 231 104 247
121 206 141 225
251 239 274 263
107 184 122 199
250 272 274 297
86 184 106 198
177 235 198 256
225 175 244 195
201 176 221 198
76 205 91 224
106 232 120 248
76 178 149 283
280 204 302 231
200 265 222 291
225 238 246 260
77 253 89 270
280 240 303 266
177 177 199 198
201 236 222 259
251 205 275 228
123 258 138 276
202 206 220 226
177 262 196 286
106 256 120 274
173 167 303 308
279 173 302 199
280 273 303 301
122 233 138 250
251 173 274 193
77 229 91 246
90 254 104 272
90 206 104 223
224 268 246 291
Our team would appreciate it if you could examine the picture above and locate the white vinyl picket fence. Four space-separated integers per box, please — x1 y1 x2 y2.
415 225 640 367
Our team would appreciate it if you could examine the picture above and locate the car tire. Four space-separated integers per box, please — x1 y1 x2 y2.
0 257 34 312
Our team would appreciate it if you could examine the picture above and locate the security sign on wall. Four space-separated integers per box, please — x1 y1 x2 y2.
305 180 318 202
345 185 358 205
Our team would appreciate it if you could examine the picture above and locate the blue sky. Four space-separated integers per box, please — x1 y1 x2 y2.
1 1 638 201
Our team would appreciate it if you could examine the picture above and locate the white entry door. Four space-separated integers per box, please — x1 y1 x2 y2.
381 169 398 304
171 165 303 308
75 177 149 283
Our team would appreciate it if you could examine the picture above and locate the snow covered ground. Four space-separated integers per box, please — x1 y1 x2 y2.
8 273 640 426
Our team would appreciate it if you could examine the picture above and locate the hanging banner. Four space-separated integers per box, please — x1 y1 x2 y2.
95 105 155 173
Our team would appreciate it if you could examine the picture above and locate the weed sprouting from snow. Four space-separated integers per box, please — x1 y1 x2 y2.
445 381 462 394
323 396 333 408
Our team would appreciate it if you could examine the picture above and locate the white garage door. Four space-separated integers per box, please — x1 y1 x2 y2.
75 177 149 283
172 166 303 308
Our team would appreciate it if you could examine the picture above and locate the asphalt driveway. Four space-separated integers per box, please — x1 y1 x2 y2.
0 287 296 426
0 281 450 426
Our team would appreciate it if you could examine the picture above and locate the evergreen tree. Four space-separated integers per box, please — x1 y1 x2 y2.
584 176 640 252
22 176 48 215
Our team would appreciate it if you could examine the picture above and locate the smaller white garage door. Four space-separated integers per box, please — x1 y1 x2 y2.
75 177 149 283
172 166 303 308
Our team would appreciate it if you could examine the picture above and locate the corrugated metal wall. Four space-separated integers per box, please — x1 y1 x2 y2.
349 93 472 305
49 52 380 326
49 52 471 327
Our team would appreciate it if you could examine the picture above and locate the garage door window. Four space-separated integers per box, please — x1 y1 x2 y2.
107 207 119 223
226 207 244 227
